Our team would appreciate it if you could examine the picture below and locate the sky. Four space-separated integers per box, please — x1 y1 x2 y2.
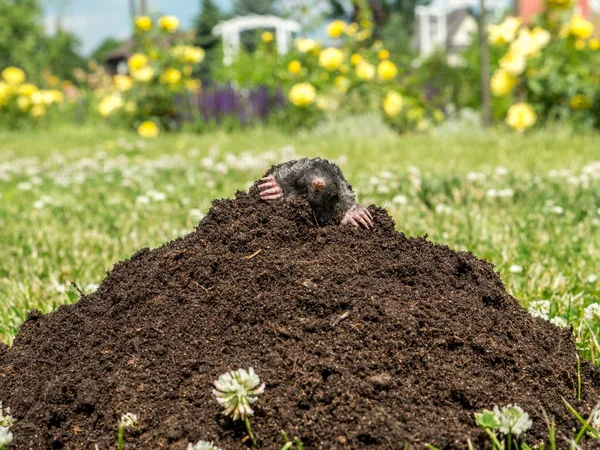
43 0 234 55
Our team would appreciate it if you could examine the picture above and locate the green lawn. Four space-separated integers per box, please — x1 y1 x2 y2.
1 120 599 361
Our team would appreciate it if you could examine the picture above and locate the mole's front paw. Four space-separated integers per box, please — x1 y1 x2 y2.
342 204 373 229
258 176 284 202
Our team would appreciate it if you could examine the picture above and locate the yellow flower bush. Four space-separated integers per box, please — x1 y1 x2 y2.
491 69 518 97
158 15 179 33
499 51 526 76
327 20 346 38
383 91 403 117
138 121 159 137
171 45 205 64
356 62 376 80
377 60 398 81
294 38 319 54
567 15 594 39
160 68 182 85
289 83 316 107
489 17 522 45
135 16 152 32
128 53 149 72
288 60 302 75
261 31 274 43
319 48 344 71
2 67 26 86
506 102 537 132
377 49 390 60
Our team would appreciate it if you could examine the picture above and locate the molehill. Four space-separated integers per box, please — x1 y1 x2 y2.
1 187 599 450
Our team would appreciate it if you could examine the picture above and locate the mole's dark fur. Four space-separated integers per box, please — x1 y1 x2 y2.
265 157 357 224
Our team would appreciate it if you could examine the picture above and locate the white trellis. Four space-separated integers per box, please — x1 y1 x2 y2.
212 15 301 66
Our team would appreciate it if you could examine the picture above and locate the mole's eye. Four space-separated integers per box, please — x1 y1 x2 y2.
312 179 325 190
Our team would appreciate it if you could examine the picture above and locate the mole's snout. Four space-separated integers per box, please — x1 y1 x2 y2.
312 178 325 190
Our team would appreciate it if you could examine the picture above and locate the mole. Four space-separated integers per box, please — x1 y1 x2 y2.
258 157 373 229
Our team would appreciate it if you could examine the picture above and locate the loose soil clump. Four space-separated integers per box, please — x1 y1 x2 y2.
1 187 599 449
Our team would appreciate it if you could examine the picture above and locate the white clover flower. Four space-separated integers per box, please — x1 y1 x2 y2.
497 188 514 198
213 368 265 421
494 166 509 178
376 185 391 194
392 195 407 205
549 205 564 215
135 195 150 205
0 402 13 428
529 310 549 320
587 274 599 284
369 176 380 186
435 204 452 214
466 171 485 182
528 300 550 316
509 264 523 274
119 412 138 429
187 440 221 450
493 405 533 437
0 426 12 446
584 303 600 322
486 189 498 199
190 209 205 222
550 316 568 328
147 190 167 201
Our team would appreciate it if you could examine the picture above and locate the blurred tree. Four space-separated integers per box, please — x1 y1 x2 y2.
89 37 124 64
44 29 86 81
0 0 46 79
195 0 222 80
233 0 275 15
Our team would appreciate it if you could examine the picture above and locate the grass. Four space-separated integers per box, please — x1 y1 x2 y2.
0 119 599 363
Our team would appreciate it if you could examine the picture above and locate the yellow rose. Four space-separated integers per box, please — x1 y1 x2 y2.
350 54 363 66
172 45 205 64
113 74 133 91
510 28 548 57
186 79 202 92
356 62 376 80
373 40 383 49
17 96 31 111
135 16 152 31
18 83 38 96
377 49 390 60
1 67 26 85
288 60 302 75
505 102 536 132
491 69 518 97
570 94 592 109
49 89 63 103
37 90 55 106
158 15 179 32
30 104 46 118
138 121 159 137
383 91 403 117
261 31 274 43
0 82 9 106
499 50 526 76
318 48 344 71
334 76 351 93
128 53 148 71
569 15 594 39
131 66 154 83
288 83 316 107
294 38 318 53
377 60 398 81
160 68 182 85
590 38 600 50
488 16 522 45
530 27 551 49
346 23 358 36
327 20 346 38
98 93 124 117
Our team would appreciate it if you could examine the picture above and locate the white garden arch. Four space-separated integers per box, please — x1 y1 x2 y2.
212 15 301 66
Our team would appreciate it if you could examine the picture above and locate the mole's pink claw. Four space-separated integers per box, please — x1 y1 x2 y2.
342 204 373 229
258 176 284 202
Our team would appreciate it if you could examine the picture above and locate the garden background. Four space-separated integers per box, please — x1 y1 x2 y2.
1 0 600 367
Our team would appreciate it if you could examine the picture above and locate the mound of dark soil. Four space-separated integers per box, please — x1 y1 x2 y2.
1 188 599 450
